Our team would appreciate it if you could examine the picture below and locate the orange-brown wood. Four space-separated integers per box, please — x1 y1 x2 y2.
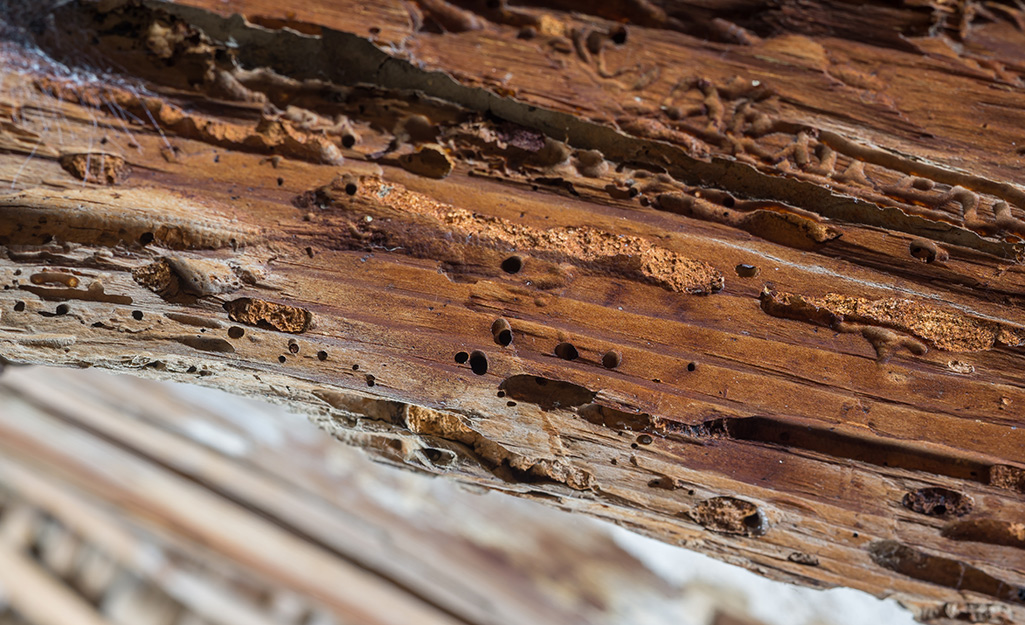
2 1 1025 622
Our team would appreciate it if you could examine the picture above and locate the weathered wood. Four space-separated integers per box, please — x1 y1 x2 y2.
2 1 1025 622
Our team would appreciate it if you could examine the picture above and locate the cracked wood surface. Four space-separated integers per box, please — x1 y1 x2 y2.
1 1 1025 623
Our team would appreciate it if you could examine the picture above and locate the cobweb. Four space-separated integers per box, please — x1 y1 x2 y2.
0 0 171 190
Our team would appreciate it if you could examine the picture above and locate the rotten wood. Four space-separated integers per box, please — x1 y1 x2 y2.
2 1 1025 622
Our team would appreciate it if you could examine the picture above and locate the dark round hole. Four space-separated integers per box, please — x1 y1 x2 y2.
554 342 579 360
610 25 627 45
491 318 513 346
602 350 622 369
342 134 356 148
424 448 444 463
735 263 759 278
13 301 25 312
132 310 144 321
495 329 512 346
687 362 697 372
455 351 469 364
288 341 299 354
186 366 197 373
366 374 376 387
278 355 287 363
277 177 284 186
507 401 516 407
345 182 358 196
497 390 506 397
55 304 70 316
722 195 736 208
500 255 523 274
352 364 360 370
139 232 154 245
317 350 328 361
228 326 245 339
910 241 942 263
743 512 764 529
517 26 536 40
933 504 947 515
469 350 488 375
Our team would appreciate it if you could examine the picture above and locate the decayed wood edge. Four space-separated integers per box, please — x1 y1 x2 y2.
0 366 686 625
1 1 1025 623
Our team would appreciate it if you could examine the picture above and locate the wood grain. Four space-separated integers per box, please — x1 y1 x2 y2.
2 1 1025 622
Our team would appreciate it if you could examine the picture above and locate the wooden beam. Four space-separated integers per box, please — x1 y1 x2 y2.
2 1 1025 621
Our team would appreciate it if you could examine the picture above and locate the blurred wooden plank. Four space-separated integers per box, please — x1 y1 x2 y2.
0 453 286 625
14 367 500 614
0 397 463 625
0 542 113 625
1 367 673 625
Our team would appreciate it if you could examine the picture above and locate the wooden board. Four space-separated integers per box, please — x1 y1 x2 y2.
1 1 1024 622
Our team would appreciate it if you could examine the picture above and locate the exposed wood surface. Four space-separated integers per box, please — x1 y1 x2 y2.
1 1 1025 622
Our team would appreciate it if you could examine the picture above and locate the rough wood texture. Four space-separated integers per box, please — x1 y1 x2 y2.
1 1 1025 622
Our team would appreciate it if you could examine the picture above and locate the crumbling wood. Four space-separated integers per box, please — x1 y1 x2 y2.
2 1 1025 623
